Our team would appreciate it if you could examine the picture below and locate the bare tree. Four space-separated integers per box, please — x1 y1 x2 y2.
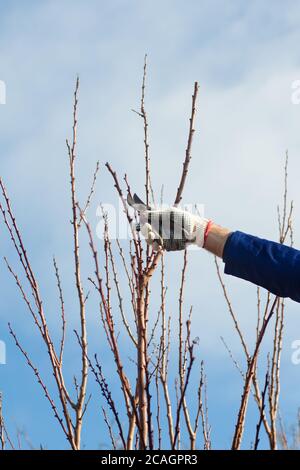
0 393 14 450
0 60 209 450
215 151 293 450
1 59 294 451
0 78 90 450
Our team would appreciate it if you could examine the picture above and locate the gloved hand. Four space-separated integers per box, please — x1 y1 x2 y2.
139 208 211 251
127 194 211 252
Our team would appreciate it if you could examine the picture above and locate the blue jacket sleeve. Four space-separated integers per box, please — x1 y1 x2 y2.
223 231 300 303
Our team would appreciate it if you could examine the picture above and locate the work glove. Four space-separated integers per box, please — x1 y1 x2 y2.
127 194 211 252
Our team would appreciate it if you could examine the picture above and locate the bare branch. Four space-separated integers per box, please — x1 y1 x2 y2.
174 82 199 206
254 373 269 450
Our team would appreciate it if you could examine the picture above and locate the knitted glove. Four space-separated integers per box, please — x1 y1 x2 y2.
139 207 211 252
127 193 211 251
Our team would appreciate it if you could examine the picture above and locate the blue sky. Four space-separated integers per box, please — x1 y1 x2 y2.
1 0 300 450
